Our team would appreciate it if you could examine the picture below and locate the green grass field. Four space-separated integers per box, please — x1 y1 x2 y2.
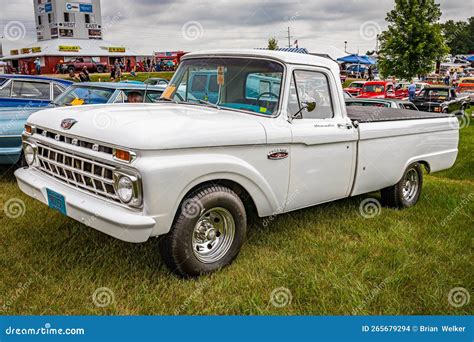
0 115 472 315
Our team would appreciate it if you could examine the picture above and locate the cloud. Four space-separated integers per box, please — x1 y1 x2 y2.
1 0 471 55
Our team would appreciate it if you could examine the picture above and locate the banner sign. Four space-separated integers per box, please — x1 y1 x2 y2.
108 47 126 53
10 50 19 55
21 48 31 54
65 3 93 13
0 316 471 342
58 45 80 52
31 47 42 53
38 3 52 13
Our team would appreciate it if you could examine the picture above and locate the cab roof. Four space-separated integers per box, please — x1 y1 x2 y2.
184 49 340 74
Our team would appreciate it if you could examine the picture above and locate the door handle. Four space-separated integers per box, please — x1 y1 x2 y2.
337 123 353 129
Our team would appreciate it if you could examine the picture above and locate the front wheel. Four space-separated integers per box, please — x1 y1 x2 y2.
96 66 104 73
159 185 247 277
381 163 423 209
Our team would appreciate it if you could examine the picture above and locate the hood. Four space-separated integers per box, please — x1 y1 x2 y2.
26 103 267 150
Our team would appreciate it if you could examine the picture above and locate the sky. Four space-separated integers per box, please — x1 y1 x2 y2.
1 0 472 56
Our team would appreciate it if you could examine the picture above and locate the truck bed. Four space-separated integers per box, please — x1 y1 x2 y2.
346 106 451 123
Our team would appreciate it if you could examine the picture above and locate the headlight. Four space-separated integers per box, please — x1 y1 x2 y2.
116 176 133 203
113 171 142 206
23 143 37 166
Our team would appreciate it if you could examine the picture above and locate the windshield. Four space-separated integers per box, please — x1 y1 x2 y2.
0 78 7 87
54 86 115 106
421 89 449 98
160 58 284 115
362 84 384 93
349 82 364 88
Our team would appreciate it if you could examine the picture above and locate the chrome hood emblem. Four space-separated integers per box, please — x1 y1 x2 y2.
60 118 78 130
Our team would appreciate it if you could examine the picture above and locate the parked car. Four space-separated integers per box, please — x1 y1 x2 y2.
343 90 353 99
346 98 418 110
357 81 396 99
0 75 72 165
60 57 108 74
52 82 165 106
1 82 164 166
394 82 429 98
0 74 72 108
412 86 471 115
16 49 459 277
346 64 368 76
456 77 474 101
144 78 170 86
344 81 365 96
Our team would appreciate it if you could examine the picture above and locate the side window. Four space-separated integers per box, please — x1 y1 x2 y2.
386 85 393 93
292 70 334 119
191 75 207 92
12 81 50 100
208 75 219 93
0 81 12 97
53 84 64 99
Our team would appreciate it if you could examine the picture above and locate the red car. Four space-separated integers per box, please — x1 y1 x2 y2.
357 81 396 99
60 57 108 74
344 81 365 96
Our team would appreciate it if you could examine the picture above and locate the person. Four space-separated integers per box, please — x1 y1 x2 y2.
68 70 80 82
130 66 137 77
367 65 373 81
452 70 458 85
79 66 90 82
34 58 41 75
114 59 122 81
126 91 143 103
126 59 131 72
408 80 417 102
444 69 450 86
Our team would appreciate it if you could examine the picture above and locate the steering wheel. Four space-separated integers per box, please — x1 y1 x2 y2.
257 92 279 102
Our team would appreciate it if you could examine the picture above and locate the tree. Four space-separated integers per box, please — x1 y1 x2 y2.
267 37 279 50
378 0 448 79
441 17 474 55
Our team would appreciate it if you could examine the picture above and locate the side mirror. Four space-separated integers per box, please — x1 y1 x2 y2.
306 101 316 112
290 101 316 121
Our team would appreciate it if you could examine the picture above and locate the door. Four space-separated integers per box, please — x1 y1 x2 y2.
286 69 357 211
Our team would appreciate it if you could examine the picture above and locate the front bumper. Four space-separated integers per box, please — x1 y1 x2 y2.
15 167 156 243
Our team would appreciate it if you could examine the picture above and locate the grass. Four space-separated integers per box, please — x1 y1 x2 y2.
0 121 472 315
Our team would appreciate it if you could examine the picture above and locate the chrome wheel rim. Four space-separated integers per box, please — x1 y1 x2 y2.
402 168 419 202
192 207 235 263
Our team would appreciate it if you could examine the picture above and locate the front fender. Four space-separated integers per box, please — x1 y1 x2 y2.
135 152 280 237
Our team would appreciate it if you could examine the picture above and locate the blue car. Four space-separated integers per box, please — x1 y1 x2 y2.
0 80 164 165
0 75 73 165
0 74 72 108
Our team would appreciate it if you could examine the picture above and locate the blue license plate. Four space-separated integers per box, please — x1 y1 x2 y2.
46 188 67 216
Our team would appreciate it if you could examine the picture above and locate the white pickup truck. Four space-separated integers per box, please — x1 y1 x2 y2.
15 50 459 277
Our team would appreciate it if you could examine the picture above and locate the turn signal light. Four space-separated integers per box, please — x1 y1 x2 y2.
114 149 132 162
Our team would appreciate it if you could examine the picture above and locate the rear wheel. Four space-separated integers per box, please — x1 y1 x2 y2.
96 65 104 73
381 163 423 209
158 185 247 277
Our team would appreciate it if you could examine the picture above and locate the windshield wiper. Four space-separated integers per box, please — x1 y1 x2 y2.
197 99 220 109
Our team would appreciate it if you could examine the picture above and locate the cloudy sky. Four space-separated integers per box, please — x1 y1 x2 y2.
1 0 472 55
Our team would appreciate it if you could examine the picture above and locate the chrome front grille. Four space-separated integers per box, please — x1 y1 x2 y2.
36 143 120 202
36 127 114 156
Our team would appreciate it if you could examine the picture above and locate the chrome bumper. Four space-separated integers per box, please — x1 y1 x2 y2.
14 167 155 243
